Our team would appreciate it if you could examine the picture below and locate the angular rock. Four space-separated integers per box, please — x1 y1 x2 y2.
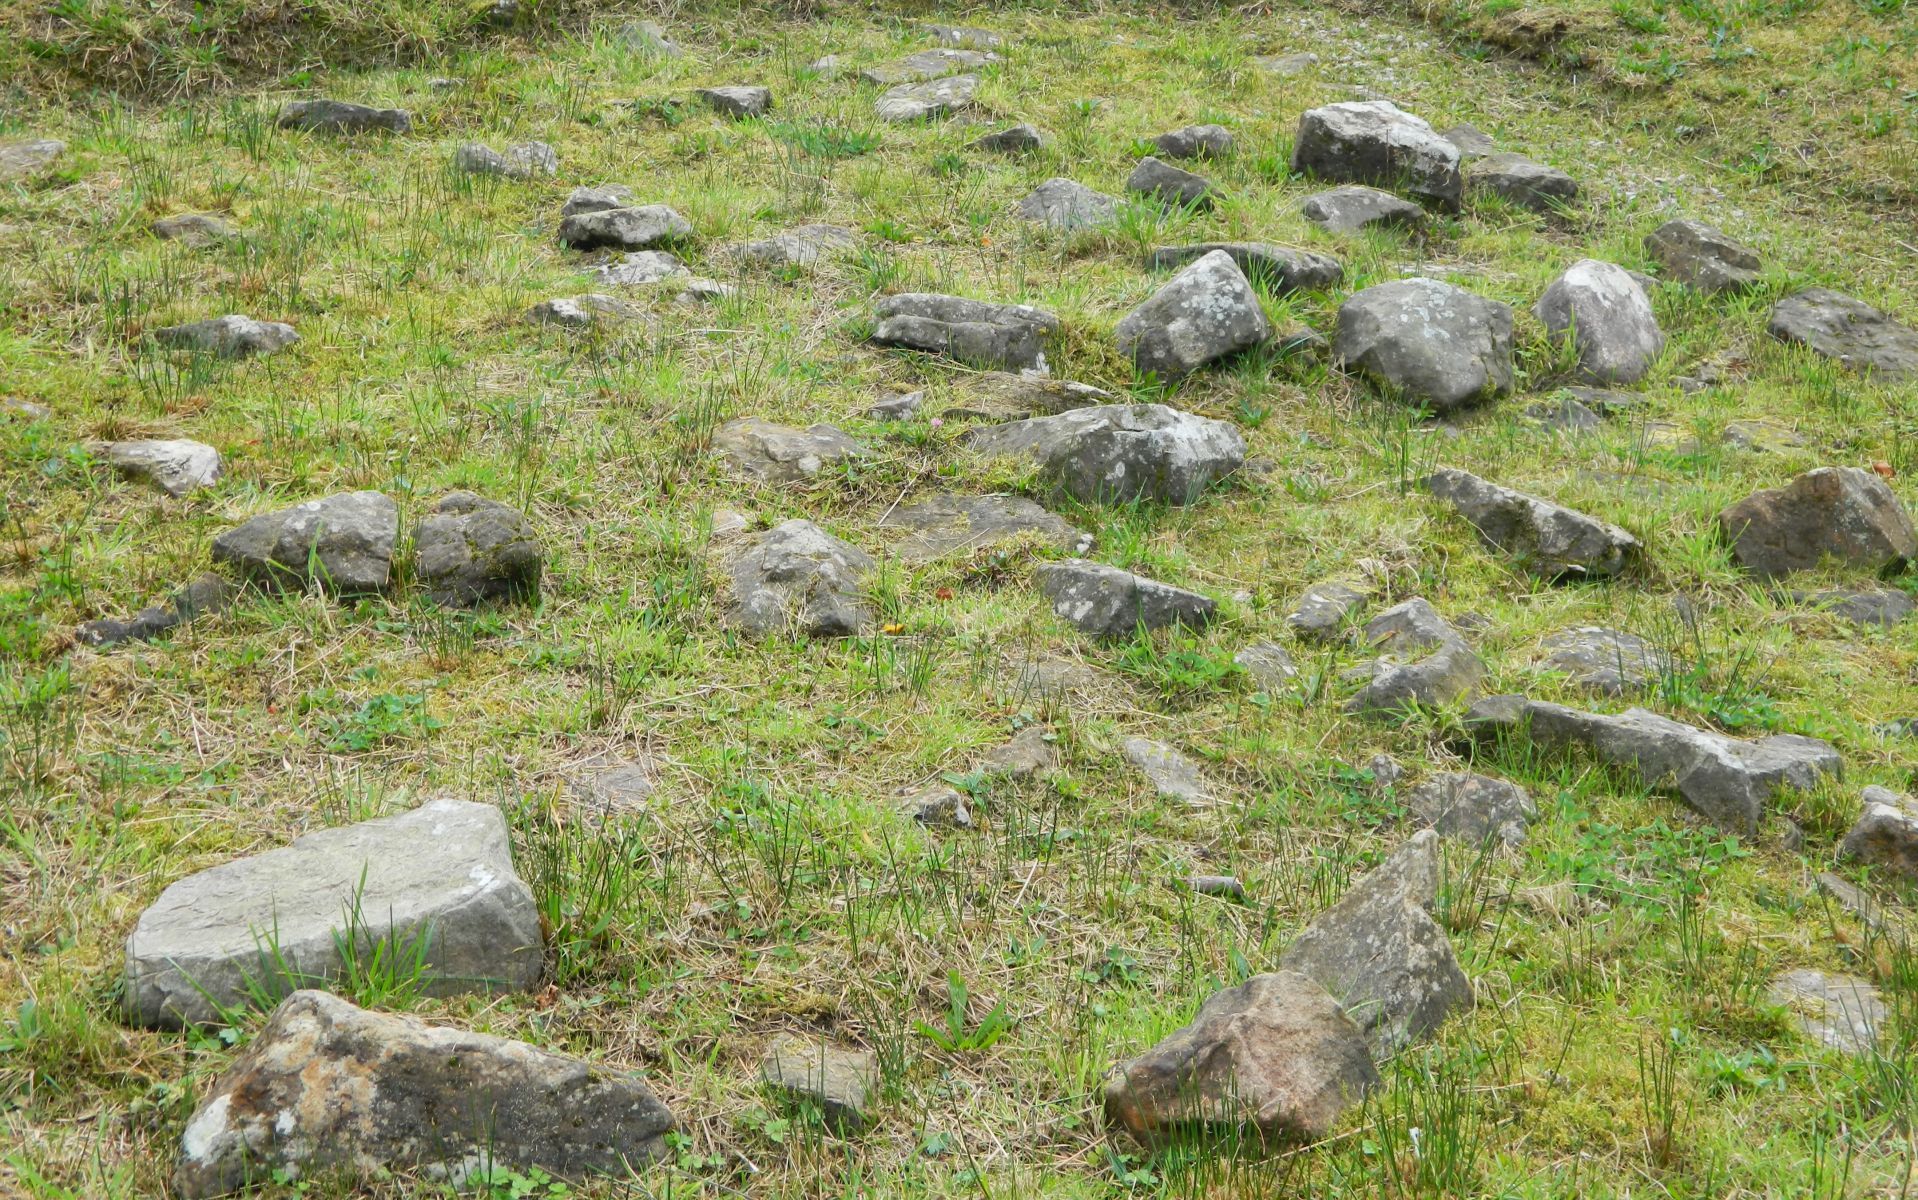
674 277 734 305
1408 772 1534 847
760 1037 878 1132
1768 970 1886 1055
1535 259 1664 386
1016 177 1122 231
1286 581 1369 643
1116 250 1273 379
971 123 1050 153
878 493 1089 561
1126 156 1217 209
567 755 655 813
868 390 922 420
1123 737 1213 805
1525 394 1601 433
979 726 1059 777
126 798 542 1028
558 205 693 250
1035 560 1217 639
1466 152 1576 212
923 23 1002 49
860 49 1000 85
939 373 1111 423
1723 418 1807 454
1426 467 1640 580
1842 786 1918 879
76 573 235 649
1145 243 1341 293
899 784 971 828
172 989 670 1197
1299 185 1427 234
697 85 773 118
1791 586 1915 629
1291 101 1462 210
1151 124 1232 160
724 519 872 637
1439 123 1494 162
561 184 636 217
617 19 681 57
871 293 1060 372
1363 597 1462 657
1236 642 1298 690
414 492 541 606
453 140 557 178
1252 51 1320 75
153 314 298 359
875 74 978 122
1718 467 1918 579
276 99 411 134
1189 874 1247 900
732 224 855 269
153 213 236 247
526 293 640 327
1768 289 1918 381
0 138 64 180
590 250 689 286
212 491 397 596
962 403 1245 505
97 439 221 498
1103 971 1378 1145
1645 219 1761 293
1539 626 1667 694
1334 278 1514 412
712 418 865 485
1345 600 1485 718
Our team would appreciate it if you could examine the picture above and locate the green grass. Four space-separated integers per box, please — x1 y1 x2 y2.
4 2 1918 1197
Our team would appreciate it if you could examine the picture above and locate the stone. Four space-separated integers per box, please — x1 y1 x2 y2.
1189 874 1247 900
172 990 671 1197
1718 467 1918 579
152 213 236 247
2 397 51 420
0 138 64 180
453 140 557 178
1539 626 1668 693
1116 250 1273 379
561 184 636 217
712 418 865 485
871 293 1061 372
697 86 773 118
1556 386 1649 416
1236 642 1298 690
1251 51 1320 75
923 23 1002 49
1299 185 1427 234
96 439 221 498
971 124 1050 152
212 491 397 596
1525 395 1601 433
1645 219 1761 293
1345 600 1485 719
1841 786 1918 878
413 492 541 606
153 314 298 359
1334 279 1514 412
558 205 693 251
675 278 734 304
962 403 1245 505
617 20 681 57
940 373 1111 423
1010 658 1109 701
1768 289 1918 381
1126 156 1217 209
1466 152 1576 212
1123 737 1213 805
1535 259 1664 386
1280 831 1472 1054
732 224 855 269
1151 124 1233 159
1408 772 1534 847
1145 243 1341 294
875 74 978 122
1767 970 1886 1055
1425 467 1640 580
526 293 641 328
1035 560 1217 639
567 755 655 813
1722 419 1807 454
1366 754 1406 790
1103 971 1377 1145
1363 597 1463 656
1286 581 1369 642
979 726 1058 777
899 784 971 828
868 391 922 420
878 493 1089 561
860 49 1001 85
76 573 235 649
1466 696 1841 834
1819 871 1893 931
1792 586 1915 628
759 1037 878 1132
724 519 873 637
1439 123 1494 162
126 798 542 1029
1016 177 1122 231
276 99 411 134
590 250 689 286
1291 101 1462 210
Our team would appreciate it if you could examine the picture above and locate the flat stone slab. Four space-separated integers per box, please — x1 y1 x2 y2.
878 493 1089 561
277 99 412 134
1235 641 1298 690
860 48 1000 85
1646 219 1760 293
1300 185 1426 233
1016 177 1122 230
939 373 1111 422
1123 736 1213 805
96 439 221 497
1768 970 1886 1055
876 73 977 121
1145 242 1341 293
1842 786 1918 879
697 85 773 117
153 212 238 246
732 224 855 268
154 314 298 359
1286 580 1369 642
1408 772 1534 846
1035 560 1217 639
871 292 1061 372
711 418 866 484
453 140 557 178
760 1036 879 1131
558 205 692 250
1538 626 1668 693
0 137 65 180
1769 289 1918 381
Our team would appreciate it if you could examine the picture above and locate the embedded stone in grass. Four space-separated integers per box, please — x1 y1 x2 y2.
1767 970 1887 1055
1717 466 1918 579
1344 599 1485 719
1535 259 1664 386
961 403 1245 506
1115 249 1272 379
1841 786 1918 879
1644 218 1761 293
731 223 856 268
1150 123 1233 159
712 418 866 485
0 138 64 180
1425 466 1641 580
675 277 735 304
1333 278 1514 412
1102 970 1378 1145
1465 152 1575 213
1034 560 1218 640
1787 586 1913 630
76 573 235 649
922 23 1003 49
1144 242 1342 293
759 1036 878 1133
525 293 642 327
1188 874 1246 900
1122 736 1214 805
1285 580 1370 643
590 249 689 286
1722 418 1808 454
276 99 412 134
877 493 1089 561
697 85 773 118
939 372 1111 422
898 783 971 828
152 212 237 246
1299 184 1427 233
95 438 221 498
1235 641 1298 690
1363 596 1466 657
566 754 656 814
1439 123 1494 161
970 123 1050 152
152 314 298 359
723 519 874 637
558 204 693 250
413 492 542 607
1537 626 1668 694
1408 772 1535 847
171 989 670 1197
453 139 558 178
2 397 51 420
978 726 1059 778
1015 177 1122 230
1251 51 1319 75
211 490 398 596
870 292 1061 371
125 797 543 1029
1290 100 1462 209
561 184 637 217
860 48 1001 85
875 73 978 121
1768 289 1918 381
1125 156 1218 208
617 19 682 57
868 390 922 419
1525 394 1602 433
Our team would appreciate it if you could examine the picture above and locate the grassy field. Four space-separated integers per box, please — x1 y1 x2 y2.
5 1 1918 1196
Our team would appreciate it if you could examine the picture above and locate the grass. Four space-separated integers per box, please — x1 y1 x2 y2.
3 0 1918 1197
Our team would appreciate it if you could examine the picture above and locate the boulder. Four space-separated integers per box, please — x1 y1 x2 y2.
1235 642 1298 690
1015 177 1122 230
152 213 236 246
1768 289 1918 381
1126 156 1217 208
76 573 235 649
759 1037 878 1132
172 990 670 1197
1144 243 1341 293
1466 152 1576 212
1535 260 1664 386
876 74 978 121
1115 249 1273 379
126 798 542 1028
962 403 1245 505
1034 560 1217 639
1538 626 1668 693
1122 737 1213 805
878 493 1089 561
697 85 773 118
971 124 1050 152
1644 219 1760 293
589 250 689 286
1102 971 1378 1145
1767 970 1886 1055
1408 772 1535 847
453 140 557 178
1345 599 1485 719
1334 279 1514 412
558 205 693 250
96 438 221 498
711 418 866 484
1790 586 1915 629
1425 466 1640 580
561 184 636 217
413 492 542 606
0 137 64 180
212 491 397 596
153 314 298 359
277 99 411 134
1841 786 1918 879
1717 466 1918 578
1151 124 1233 159
860 49 1000 85
871 293 1061 371
1290 101 1462 210
526 293 641 327
732 223 856 268
1285 580 1369 642
724 519 873 637
1299 185 1426 234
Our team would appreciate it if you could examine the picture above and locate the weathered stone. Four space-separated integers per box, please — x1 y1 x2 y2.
1103 971 1377 1145
558 205 693 250
1147 124 1230 161
172 989 670 1197
939 373 1111 422
868 390 922 419
2 397 51 420
1035 560 1217 639
724 519 872 637
1645 219 1761 293
1722 418 1807 454
1768 289 1918 381
711 418 866 484
212 491 397 596
127 799 542 1029
526 293 641 327
1535 259 1664 386
860 49 1000 85
979 726 1059 777
1127 156 1217 208
697 85 773 118
617 20 681 57
1145 243 1341 293
1334 279 1514 412
1189 874 1247 900
96 439 221 498
898 783 971 828
1016 177 1122 231
561 184 636 217
732 224 855 268
453 140 557 178
589 250 689 286
875 74 978 121
1291 101 1462 210
1466 152 1576 212
1236 642 1298 690
76 573 235 649
153 314 298 359
1426 466 1640 580
1363 597 1462 657
1123 737 1213 805
413 492 541 607
674 277 734 305
1791 586 1915 629
276 99 411 134
1819 871 1893 931
1299 185 1427 233
153 213 237 247
1252 51 1320 75
971 123 1050 152
1842 786 1918 879
1718 467 1918 579
922 23 1002 49
760 1037 878 1132
1439 123 1494 162
878 494 1088 561
1768 970 1886 1055
963 403 1245 505
871 293 1061 372
1525 395 1601 433
1408 772 1534 847
1286 581 1369 643
567 755 656 814
0 138 64 180
1345 600 1485 719
1538 626 1667 694
1116 250 1273 379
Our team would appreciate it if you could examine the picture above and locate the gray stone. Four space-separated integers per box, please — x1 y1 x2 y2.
1300 185 1426 234
1842 786 1918 879
1345 599 1485 719
590 250 689 286
868 390 922 420
760 1037 878 1132
1767 970 1886 1055
617 20 681 57
97 439 221 498
732 224 855 268
1718 466 1918 579
1722 418 1808 454
0 138 64 180
1466 152 1576 212
898 784 971 828
1236 642 1298 690
2 397 51 420
1439 123 1494 162
1145 243 1341 293
1286 581 1369 642
1769 289 1918 381
526 293 641 327
962 403 1245 506
871 292 1061 372
1426 466 1640 580
1366 753 1406 790
1103 971 1377 1145
1126 156 1217 209
860 49 1001 85
697 86 773 118
1189 874 1246 900
153 314 298 359
453 140 557 178
1539 626 1668 693
1645 219 1761 293
1116 250 1273 379
922 24 1003 49
878 493 1088 561
1251 51 1320 75
1334 278 1515 412
413 492 541 606
561 184 636 217
153 213 236 247
172 989 670 1197
126 798 541 1029
567 755 656 814
1035 560 1217 639
1291 101 1462 210
875 74 978 121
1791 586 1915 629
712 418 865 485
979 726 1059 777
1016 177 1122 231
1556 386 1649 416
939 373 1111 423
1535 259 1664 386
1123 737 1213 805
1525 395 1601 433
76 573 235 649
1363 597 1463 657
724 519 872 637
1151 124 1233 159
971 124 1050 152
212 491 397 596
276 100 411 134
1408 772 1534 847
558 205 693 250
674 277 735 305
